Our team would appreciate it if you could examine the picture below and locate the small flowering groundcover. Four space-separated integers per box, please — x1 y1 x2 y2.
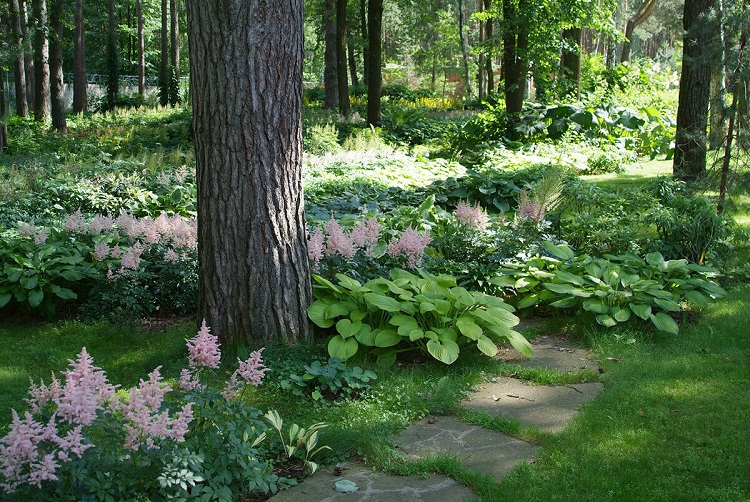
0 321 323 500
308 268 533 366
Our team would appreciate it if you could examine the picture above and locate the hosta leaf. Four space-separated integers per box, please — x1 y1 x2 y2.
355 326 376 346
506 330 534 358
397 319 420 337
476 335 498 357
612 307 631 322
59 270 84 282
408 329 425 341
554 270 586 285
374 329 402 347
596 314 617 328
583 298 609 314
653 298 681 312
53 288 77 300
543 283 578 295
517 293 539 309
646 289 675 300
326 301 357 319
419 302 437 314
543 241 575 260
651 312 679 334
645 252 665 267
328 335 359 359
487 307 520 326
364 293 401 312
629 303 652 320
490 276 516 288
433 299 452 315
549 296 579 308
456 317 483 340
335 274 363 291
28 289 44 308
0 293 11 308
683 290 709 307
426 339 460 365
336 319 361 339
389 315 415 326
312 275 342 293
19 276 38 290
308 302 335 328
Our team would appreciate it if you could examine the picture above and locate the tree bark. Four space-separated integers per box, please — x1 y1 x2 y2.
49 0 65 132
458 0 473 100
561 27 582 100
347 31 359 87
185 0 312 347
160 0 169 106
9 0 28 117
106 0 118 109
73 0 87 112
367 0 382 125
478 0 486 100
503 0 528 116
621 0 659 63
673 0 716 181
485 0 494 95
20 0 34 112
323 0 339 108
337 0 350 116
169 0 180 105
32 0 50 121
360 0 368 87
136 0 145 99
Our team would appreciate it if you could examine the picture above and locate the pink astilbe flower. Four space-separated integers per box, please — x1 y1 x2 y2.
387 227 432 268
177 368 203 392
517 191 546 222
87 215 114 235
33 228 49 245
119 242 144 272
455 201 489 229
186 320 221 369
25 375 62 415
222 349 268 400
63 210 87 233
54 347 118 427
92 242 110 261
325 217 356 259
116 367 194 450
350 217 380 256
307 227 325 270
54 425 92 461
164 248 180 263
0 411 60 492
18 222 37 237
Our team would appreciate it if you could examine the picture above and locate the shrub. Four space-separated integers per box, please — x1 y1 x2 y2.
279 356 377 401
307 269 533 366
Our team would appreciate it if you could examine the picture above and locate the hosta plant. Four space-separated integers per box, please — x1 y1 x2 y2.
307 269 533 366
491 242 726 334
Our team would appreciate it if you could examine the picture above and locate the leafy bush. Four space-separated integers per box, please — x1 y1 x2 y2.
491 242 726 334
307 269 533 366
279 356 377 401
304 123 342 155
0 322 326 500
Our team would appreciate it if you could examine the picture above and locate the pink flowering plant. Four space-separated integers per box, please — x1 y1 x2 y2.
0 321 308 500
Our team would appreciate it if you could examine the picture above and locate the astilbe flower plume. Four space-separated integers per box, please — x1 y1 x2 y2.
454 201 489 230
324 217 356 259
307 227 325 270
222 349 269 400
349 217 381 256
0 411 60 492
187 320 221 369
387 227 432 268
54 347 118 427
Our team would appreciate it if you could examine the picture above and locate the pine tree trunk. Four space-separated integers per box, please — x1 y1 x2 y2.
20 0 34 112
9 0 28 117
49 0 65 132
561 27 582 100
673 0 716 181
169 0 179 105
106 0 118 109
503 0 527 115
347 32 359 87
160 0 169 105
360 0 368 88
458 0 473 100
136 0 145 99
485 0 493 95
185 0 312 347
32 0 50 121
323 0 339 108
367 0 382 125
73 0 87 113
337 0 350 116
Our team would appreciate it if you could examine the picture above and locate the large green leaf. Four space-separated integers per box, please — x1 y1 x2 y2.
308 302 335 328
629 303 652 320
426 339 460 365
0 293 11 308
487 307 520 326
336 319 362 339
554 270 586 285
476 335 498 357
363 293 401 312
653 298 681 312
506 330 534 357
582 298 609 314
543 283 578 295
683 290 709 307
543 241 576 260
396 319 420 337
549 296 579 308
328 335 359 359
28 289 44 308
53 288 77 300
651 312 679 334
326 301 357 319
456 317 483 340
313 275 342 293
19 276 38 290
335 274 363 291
374 329 402 347
516 293 539 309
596 314 617 328
355 326 376 345
612 306 631 322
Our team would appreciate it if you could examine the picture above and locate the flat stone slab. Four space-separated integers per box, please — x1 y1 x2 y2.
269 460 475 502
496 334 599 373
463 378 604 433
395 415 540 481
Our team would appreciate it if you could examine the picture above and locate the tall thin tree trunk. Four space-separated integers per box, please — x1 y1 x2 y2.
160 0 168 106
136 0 145 99
0 68 7 152
169 0 179 105
709 65 725 149
20 0 34 112
360 0 368 88
486 0 494 95
32 0 50 121
9 0 28 117
49 0 65 132
561 27 582 100
106 0 118 109
337 0 349 116
185 0 312 347
73 0 87 113
323 0 338 108
503 0 528 115
458 0 473 99
478 0 486 100
367 0 383 125
347 32 359 87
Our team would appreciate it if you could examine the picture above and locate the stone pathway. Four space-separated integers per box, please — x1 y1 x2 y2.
269 332 603 501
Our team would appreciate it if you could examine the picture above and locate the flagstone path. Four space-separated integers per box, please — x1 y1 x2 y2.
269 328 603 501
